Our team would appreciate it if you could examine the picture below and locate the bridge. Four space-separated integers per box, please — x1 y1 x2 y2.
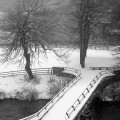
19 68 115 120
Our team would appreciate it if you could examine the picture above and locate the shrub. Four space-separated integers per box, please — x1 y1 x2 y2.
15 87 39 101
48 76 72 96
103 82 120 101
0 91 6 99
15 91 24 100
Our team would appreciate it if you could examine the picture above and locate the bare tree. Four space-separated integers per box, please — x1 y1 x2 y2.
63 0 101 68
72 0 101 68
0 0 60 79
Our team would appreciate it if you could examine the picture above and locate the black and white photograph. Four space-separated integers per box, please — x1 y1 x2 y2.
0 0 120 120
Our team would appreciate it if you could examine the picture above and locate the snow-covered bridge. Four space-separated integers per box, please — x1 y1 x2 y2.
20 68 114 120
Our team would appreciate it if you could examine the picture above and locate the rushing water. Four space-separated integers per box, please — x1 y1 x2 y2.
0 98 50 120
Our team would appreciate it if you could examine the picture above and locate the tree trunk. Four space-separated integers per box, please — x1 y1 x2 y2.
79 0 91 68
80 43 85 68
84 19 90 58
80 21 85 68
80 35 85 68
23 46 34 79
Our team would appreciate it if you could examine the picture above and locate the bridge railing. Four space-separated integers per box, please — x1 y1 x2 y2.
64 67 80 75
64 67 79 72
65 70 113 120
90 67 120 70
19 68 81 120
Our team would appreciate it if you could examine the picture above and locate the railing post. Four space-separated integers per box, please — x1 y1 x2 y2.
82 93 85 98
77 99 80 104
86 88 89 92
93 79 96 83
51 69 53 75
72 106 75 111
48 68 49 75
12 71 14 76
66 113 69 118
90 83 93 87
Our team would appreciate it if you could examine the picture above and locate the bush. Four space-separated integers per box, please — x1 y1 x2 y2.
15 87 39 101
15 91 24 100
103 82 120 101
48 76 72 96
0 91 6 99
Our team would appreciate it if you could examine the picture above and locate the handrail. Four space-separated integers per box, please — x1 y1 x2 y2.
65 70 113 120
64 67 80 74
19 68 81 120
90 67 120 70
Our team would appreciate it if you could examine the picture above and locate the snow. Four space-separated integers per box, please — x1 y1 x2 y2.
0 48 116 100
0 74 74 100
85 49 116 68
40 70 113 120
0 75 51 99
0 48 116 72
0 47 117 119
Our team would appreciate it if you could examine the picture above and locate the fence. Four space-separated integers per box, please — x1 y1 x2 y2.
90 67 120 70
19 67 81 120
0 68 53 77
65 70 113 120
0 67 80 78
88 44 116 50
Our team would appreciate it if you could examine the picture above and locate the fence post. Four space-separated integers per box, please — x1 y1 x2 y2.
51 68 52 75
12 71 14 76
48 68 49 75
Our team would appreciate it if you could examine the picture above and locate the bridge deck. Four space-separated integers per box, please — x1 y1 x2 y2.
40 70 113 120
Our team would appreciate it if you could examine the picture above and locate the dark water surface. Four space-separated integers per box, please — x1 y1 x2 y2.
0 99 50 120
1 99 120 120
94 101 120 120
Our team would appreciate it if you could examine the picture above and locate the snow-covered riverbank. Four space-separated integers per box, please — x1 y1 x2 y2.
0 48 116 100
0 74 72 100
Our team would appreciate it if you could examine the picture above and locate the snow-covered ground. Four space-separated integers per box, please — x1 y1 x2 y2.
0 48 117 100
0 48 116 72
0 74 70 99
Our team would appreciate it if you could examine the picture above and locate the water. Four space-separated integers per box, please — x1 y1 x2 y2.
0 98 50 120
95 101 120 120
75 99 120 120
89 97 120 120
